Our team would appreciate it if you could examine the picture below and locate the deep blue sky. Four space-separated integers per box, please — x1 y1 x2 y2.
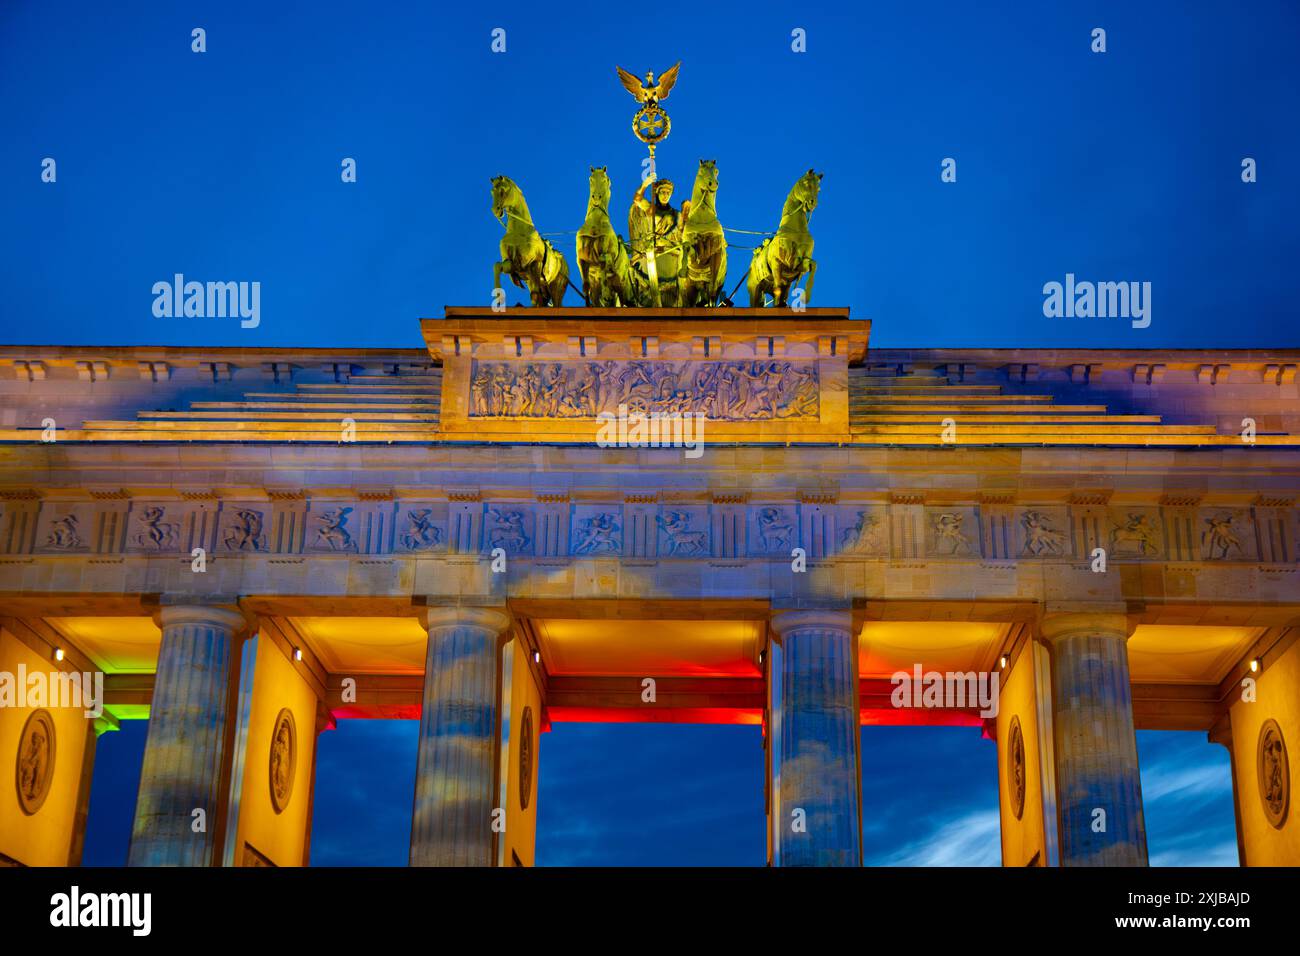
84 721 1237 865
3 0 1297 346
9 0 1282 864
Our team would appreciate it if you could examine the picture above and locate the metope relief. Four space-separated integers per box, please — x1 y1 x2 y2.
220 507 269 552
656 509 708 556
468 359 819 421
1019 509 1068 557
309 506 357 553
1198 509 1256 561
571 510 622 556
38 511 88 552
753 507 797 554
127 505 182 552
1108 509 1164 559
395 506 447 553
486 508 532 554
927 509 976 557
838 508 887 556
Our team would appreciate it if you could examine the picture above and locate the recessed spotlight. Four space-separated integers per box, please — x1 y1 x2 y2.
1249 658 1260 673
533 650 540 664
53 647 65 662
999 655 1008 669
293 647 303 661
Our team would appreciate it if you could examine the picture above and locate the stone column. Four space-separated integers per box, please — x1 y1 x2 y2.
1040 607 1147 866
768 608 862 866
409 606 512 867
129 604 248 867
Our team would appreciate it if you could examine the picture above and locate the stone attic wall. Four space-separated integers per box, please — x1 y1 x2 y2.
865 350 1300 437
0 349 432 432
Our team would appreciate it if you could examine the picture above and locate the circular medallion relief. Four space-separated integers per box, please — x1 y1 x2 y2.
519 706 534 811
16 709 56 815
1007 715 1026 821
1257 719 1289 830
269 708 297 814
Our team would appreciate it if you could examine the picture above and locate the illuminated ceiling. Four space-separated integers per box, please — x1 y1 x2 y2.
38 615 1263 690
859 621 1009 679
1126 624 1262 684
46 616 161 674
288 616 427 675
535 618 762 677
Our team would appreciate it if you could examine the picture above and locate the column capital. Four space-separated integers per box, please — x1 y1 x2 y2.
154 603 250 634
1037 602 1138 643
770 607 853 641
419 604 512 637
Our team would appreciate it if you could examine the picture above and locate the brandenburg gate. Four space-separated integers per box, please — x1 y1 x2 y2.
2 62 1298 870
1 306 1298 867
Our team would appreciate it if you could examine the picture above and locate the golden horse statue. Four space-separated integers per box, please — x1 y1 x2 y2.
749 169 821 308
577 166 641 307
491 175 568 307
678 159 727 307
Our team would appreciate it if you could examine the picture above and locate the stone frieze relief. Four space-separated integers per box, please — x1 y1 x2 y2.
468 359 820 420
4 497 1296 564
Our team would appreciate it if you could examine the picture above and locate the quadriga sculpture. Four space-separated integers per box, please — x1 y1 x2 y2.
491 175 568 307
678 159 727 307
749 169 820 308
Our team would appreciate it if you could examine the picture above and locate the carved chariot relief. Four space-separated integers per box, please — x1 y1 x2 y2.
269 708 297 814
16 709 56 815
1257 719 1289 829
468 359 819 421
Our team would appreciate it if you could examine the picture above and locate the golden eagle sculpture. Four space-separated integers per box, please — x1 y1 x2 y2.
615 61 681 110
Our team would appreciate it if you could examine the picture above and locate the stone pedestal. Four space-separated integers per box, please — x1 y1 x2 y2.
409 606 512 867
128 604 248 867
1041 609 1147 866
767 609 862 866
